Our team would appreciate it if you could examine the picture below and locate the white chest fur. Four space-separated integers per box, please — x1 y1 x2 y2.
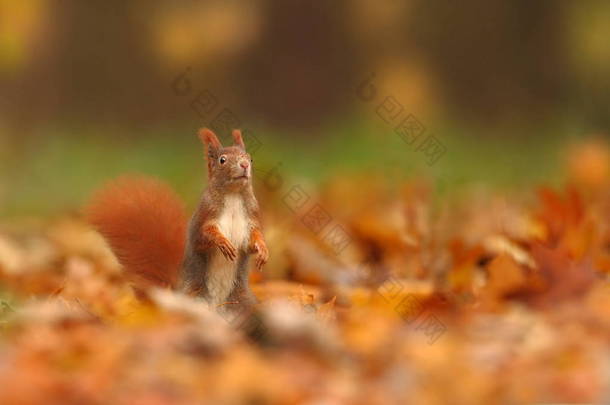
216 195 249 250
207 194 250 305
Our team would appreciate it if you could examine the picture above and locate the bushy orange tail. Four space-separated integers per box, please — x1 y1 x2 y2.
86 176 187 289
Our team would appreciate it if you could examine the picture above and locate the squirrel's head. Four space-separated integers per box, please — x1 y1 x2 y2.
198 128 252 192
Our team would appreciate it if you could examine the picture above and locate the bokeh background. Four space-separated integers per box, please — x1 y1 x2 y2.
1 0 608 216
2 3 610 404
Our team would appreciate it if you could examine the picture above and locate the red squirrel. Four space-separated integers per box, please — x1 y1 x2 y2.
86 128 268 311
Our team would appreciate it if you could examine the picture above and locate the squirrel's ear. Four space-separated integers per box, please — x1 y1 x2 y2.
232 129 245 150
198 128 222 158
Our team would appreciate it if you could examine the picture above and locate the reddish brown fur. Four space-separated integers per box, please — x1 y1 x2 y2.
249 228 268 271
199 128 222 176
199 223 236 261
85 176 187 288
87 127 267 309
199 128 221 150
232 129 245 149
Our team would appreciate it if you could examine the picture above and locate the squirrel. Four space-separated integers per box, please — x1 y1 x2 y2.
86 128 268 312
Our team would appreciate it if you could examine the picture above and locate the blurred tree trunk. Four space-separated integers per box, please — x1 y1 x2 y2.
409 0 567 125
237 0 358 131
8 0 175 133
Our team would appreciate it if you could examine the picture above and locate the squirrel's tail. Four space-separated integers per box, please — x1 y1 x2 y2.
85 176 187 289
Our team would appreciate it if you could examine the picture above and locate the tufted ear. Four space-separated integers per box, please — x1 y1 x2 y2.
232 129 245 150
198 128 222 158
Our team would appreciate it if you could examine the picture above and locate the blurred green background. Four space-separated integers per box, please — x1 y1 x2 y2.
0 0 608 216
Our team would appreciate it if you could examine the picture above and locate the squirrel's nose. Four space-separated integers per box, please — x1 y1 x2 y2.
240 161 249 169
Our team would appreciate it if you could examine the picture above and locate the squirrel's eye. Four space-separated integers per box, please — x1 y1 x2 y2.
219 156 227 165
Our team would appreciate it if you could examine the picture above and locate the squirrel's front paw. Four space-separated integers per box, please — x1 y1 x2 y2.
253 241 269 271
217 238 237 261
